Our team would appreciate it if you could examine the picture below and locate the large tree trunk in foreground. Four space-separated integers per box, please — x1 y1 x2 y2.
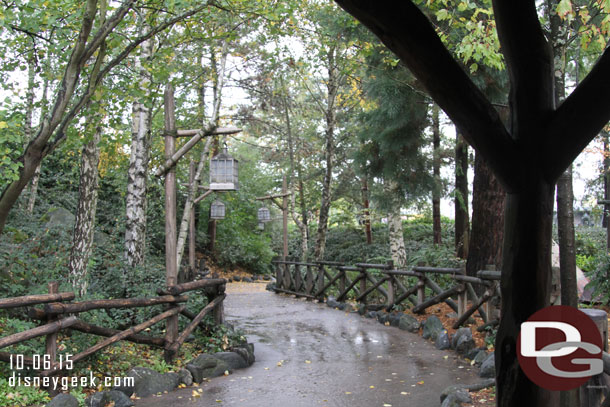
124 23 153 267
454 133 469 258
68 119 102 297
497 179 557 405
466 154 504 278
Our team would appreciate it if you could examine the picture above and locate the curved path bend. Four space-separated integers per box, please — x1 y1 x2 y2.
136 282 479 407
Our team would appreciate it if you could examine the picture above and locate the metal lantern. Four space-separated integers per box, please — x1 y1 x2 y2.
210 147 238 191
210 200 226 220
257 207 271 223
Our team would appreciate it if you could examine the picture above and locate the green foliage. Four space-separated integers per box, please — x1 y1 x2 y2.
586 252 610 305
290 217 460 268
0 377 50 407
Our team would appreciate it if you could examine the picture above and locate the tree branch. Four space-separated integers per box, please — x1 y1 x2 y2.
543 47 610 181
334 0 520 191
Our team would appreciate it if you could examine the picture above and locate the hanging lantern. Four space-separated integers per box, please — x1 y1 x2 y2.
210 200 226 220
258 207 271 223
210 146 238 191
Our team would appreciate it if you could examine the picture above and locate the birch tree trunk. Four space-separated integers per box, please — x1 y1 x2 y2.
387 183 407 268
124 22 153 267
314 47 338 262
176 140 212 269
68 118 103 297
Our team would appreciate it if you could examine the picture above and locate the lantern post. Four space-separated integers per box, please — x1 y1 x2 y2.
160 83 241 362
163 85 178 362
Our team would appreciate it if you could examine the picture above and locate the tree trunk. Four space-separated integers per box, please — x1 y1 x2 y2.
314 47 339 262
26 51 51 215
454 133 469 258
20 54 36 211
466 153 504 278
432 104 442 244
605 133 610 249
497 178 557 406
556 166 577 307
362 176 373 244
124 22 153 267
68 118 103 297
283 81 309 262
387 183 406 268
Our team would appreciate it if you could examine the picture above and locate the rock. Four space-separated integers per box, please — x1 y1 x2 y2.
435 330 451 350
178 368 193 386
376 312 390 324
473 350 489 366
441 389 472 407
263 275 271 281
388 313 402 327
358 305 367 315
115 367 179 398
46 394 79 407
365 311 377 318
243 277 253 283
456 335 476 356
464 347 483 361
213 351 250 370
422 315 443 340
398 314 420 333
265 282 276 292
326 297 341 309
186 354 230 383
451 328 476 356
446 312 458 319
451 327 472 349
86 390 134 407
479 353 495 378
233 276 242 282
231 343 255 366
44 207 75 228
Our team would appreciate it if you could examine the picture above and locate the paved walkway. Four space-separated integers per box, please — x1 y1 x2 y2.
136 282 479 407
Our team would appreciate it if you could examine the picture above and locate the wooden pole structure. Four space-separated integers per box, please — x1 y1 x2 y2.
189 160 196 277
44 282 59 396
164 84 178 361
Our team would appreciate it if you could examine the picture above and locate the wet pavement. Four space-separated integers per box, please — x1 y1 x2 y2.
136 282 480 407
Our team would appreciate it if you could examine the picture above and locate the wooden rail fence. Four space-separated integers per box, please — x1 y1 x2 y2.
272 259 501 330
0 278 227 378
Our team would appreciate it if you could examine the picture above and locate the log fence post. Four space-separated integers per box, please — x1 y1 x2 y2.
306 265 313 295
45 282 59 396
359 267 368 307
316 263 325 301
294 263 303 293
386 261 395 310
213 283 225 325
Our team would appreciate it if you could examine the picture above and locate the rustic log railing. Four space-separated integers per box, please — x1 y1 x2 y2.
272 259 501 330
0 278 227 378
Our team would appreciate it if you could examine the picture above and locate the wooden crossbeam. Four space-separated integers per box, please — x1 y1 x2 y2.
412 285 461 314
